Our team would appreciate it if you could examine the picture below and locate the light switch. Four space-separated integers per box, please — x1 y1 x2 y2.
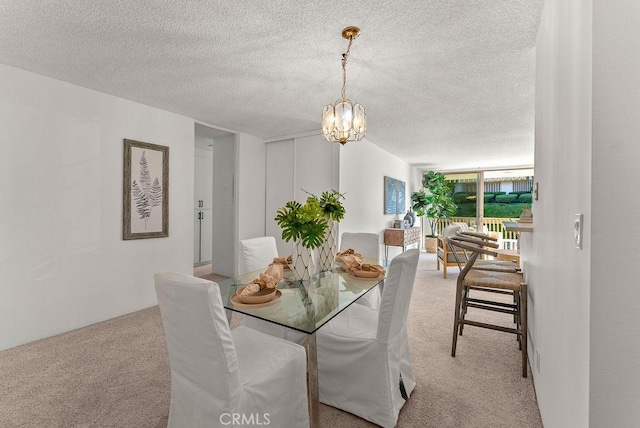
574 214 583 249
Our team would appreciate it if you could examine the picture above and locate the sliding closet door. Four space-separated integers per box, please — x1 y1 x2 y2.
293 135 339 202
265 139 295 257
211 134 236 277
265 135 339 257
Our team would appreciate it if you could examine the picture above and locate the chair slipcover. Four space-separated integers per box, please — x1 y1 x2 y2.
238 237 307 344
154 272 309 428
339 232 382 310
339 232 381 260
239 236 279 275
317 249 420 427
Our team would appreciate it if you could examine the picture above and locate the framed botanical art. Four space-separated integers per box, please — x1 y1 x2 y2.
123 139 169 239
384 176 406 215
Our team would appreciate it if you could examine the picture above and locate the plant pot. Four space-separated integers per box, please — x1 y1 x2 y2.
425 236 438 253
293 240 315 281
318 221 337 272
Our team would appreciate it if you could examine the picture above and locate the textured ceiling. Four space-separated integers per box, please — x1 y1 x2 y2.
0 0 542 171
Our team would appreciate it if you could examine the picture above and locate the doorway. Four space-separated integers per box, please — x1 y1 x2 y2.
194 123 236 278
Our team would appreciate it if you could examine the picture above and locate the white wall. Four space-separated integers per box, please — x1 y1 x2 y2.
339 138 421 259
236 132 267 274
0 64 194 350
211 134 235 276
529 1 592 426
591 0 640 425
532 1 640 426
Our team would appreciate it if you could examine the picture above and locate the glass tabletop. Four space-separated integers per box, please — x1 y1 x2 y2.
218 263 385 335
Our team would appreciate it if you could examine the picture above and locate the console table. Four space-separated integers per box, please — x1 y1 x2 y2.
384 227 421 260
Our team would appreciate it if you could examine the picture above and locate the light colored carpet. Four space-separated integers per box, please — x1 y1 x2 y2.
0 253 542 427
193 263 229 283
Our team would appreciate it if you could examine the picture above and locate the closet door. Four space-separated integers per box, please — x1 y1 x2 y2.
265 139 295 257
194 148 213 264
211 135 236 277
293 135 339 202
265 136 339 257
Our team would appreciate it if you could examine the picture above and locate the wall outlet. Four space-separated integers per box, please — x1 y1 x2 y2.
535 348 541 373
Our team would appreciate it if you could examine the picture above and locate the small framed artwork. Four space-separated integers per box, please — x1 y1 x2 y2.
123 139 169 239
384 176 406 214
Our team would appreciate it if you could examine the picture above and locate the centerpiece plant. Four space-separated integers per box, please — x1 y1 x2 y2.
275 200 327 249
275 198 328 280
275 189 346 279
308 190 346 272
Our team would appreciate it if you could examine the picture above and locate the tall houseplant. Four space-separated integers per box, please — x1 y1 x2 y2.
308 190 346 272
411 171 457 253
274 199 328 280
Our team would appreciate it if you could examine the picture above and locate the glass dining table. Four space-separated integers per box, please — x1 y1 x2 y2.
217 262 385 428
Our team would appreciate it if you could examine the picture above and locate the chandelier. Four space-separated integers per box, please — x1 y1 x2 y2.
322 26 366 145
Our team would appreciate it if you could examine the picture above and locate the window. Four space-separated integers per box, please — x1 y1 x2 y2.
441 168 534 247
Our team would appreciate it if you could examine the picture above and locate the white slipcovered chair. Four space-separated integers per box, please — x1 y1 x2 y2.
340 232 380 260
339 232 382 310
239 236 279 274
154 272 309 428
238 236 307 344
317 249 420 427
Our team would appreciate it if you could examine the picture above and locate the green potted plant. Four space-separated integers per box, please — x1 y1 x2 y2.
411 171 457 253
275 199 328 280
306 190 346 272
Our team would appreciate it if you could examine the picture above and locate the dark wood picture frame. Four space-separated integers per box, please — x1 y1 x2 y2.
123 139 169 239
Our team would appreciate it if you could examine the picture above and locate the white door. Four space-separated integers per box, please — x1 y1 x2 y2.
199 209 213 262
265 135 339 257
194 147 213 264
265 139 295 257
211 134 236 277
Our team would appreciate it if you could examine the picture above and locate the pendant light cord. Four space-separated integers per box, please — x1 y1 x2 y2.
341 36 354 101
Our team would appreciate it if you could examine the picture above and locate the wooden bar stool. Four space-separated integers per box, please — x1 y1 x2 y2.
450 232 521 273
495 249 521 268
451 233 521 324
448 236 528 378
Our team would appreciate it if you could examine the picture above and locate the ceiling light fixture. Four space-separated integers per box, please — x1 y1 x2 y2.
322 26 366 145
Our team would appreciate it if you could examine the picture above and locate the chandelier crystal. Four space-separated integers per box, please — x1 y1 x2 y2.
322 26 366 145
